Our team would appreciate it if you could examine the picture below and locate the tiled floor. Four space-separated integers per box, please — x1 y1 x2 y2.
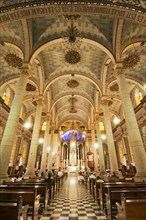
40 173 107 220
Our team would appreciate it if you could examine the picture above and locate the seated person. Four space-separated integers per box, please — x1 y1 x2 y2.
88 172 96 181
58 169 63 177
78 172 85 182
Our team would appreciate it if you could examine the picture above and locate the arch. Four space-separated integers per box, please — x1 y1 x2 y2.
51 93 94 111
0 2 145 26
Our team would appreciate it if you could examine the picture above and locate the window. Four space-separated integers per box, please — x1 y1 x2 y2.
42 121 46 130
100 121 105 132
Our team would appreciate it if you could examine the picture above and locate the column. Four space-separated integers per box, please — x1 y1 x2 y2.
95 113 105 172
0 63 31 182
40 113 51 173
102 96 119 173
47 123 54 170
25 95 43 177
116 66 146 177
91 124 99 171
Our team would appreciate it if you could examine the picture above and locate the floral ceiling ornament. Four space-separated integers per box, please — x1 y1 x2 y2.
4 53 23 68
122 53 140 69
67 79 79 88
65 50 81 64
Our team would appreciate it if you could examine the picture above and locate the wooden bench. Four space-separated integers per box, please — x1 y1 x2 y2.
98 181 146 210
0 188 40 220
105 188 146 220
0 196 28 220
3 182 49 210
116 194 146 220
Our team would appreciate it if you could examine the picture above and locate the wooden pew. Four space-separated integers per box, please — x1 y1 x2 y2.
98 181 146 210
105 188 146 220
0 188 40 220
116 194 146 220
0 196 28 220
3 180 49 209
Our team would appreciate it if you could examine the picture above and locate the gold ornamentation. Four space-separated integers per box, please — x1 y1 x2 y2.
64 22 80 44
4 53 23 68
110 83 119 91
67 79 79 88
122 53 140 68
65 50 80 64
63 14 81 21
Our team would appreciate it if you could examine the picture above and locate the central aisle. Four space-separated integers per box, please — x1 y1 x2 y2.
40 173 107 220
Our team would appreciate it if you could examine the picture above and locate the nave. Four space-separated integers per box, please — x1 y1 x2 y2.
39 173 107 220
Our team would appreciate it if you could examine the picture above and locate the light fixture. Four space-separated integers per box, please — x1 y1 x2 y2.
39 138 44 144
47 147 50 152
113 117 120 125
24 122 31 129
101 134 106 140
94 143 99 149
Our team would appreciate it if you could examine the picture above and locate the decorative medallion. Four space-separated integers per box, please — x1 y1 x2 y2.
68 97 77 103
110 83 119 92
63 14 81 21
26 83 36 91
4 53 23 68
65 50 80 64
67 79 79 88
122 53 140 68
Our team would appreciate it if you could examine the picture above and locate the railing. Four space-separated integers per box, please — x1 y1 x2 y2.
0 0 146 12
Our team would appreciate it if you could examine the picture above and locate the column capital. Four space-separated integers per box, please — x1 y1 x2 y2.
20 62 32 77
46 112 51 120
101 95 113 106
94 112 100 120
90 123 95 130
36 95 44 105
114 62 125 77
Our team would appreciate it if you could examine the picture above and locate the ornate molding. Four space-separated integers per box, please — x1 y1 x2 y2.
0 3 146 26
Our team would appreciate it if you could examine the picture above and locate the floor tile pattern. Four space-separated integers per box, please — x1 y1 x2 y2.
40 173 107 220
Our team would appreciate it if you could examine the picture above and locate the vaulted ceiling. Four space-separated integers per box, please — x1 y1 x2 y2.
0 1 146 131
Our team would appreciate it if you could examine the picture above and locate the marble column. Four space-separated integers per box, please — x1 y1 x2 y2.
116 66 146 177
91 124 99 171
0 63 31 182
40 113 51 173
95 113 105 172
102 96 119 173
25 95 43 177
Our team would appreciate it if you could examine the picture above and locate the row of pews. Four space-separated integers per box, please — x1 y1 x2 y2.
0 173 66 220
89 178 146 220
